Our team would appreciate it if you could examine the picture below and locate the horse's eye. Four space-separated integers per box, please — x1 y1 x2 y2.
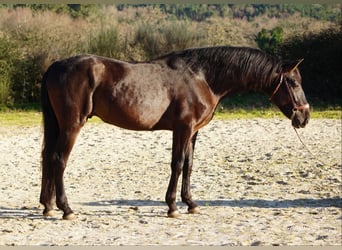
288 78 299 88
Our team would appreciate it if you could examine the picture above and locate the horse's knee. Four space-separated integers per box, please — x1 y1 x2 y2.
171 160 183 175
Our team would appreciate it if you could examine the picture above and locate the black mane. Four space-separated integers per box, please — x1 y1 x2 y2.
156 46 282 95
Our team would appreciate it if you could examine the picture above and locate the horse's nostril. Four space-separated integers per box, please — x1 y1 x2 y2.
305 117 309 125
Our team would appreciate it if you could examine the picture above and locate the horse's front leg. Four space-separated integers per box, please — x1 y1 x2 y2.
181 131 200 214
165 126 192 218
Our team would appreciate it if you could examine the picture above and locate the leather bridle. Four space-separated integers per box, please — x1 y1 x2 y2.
269 74 310 120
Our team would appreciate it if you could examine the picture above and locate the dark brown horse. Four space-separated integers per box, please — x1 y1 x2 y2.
40 46 310 219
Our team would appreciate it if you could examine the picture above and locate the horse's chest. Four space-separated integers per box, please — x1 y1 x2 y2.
177 78 219 130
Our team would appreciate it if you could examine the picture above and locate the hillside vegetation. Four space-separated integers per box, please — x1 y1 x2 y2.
0 4 340 109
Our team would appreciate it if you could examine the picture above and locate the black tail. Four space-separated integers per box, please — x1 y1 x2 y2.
40 68 59 205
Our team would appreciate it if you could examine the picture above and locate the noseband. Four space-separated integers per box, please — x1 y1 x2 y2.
269 74 309 120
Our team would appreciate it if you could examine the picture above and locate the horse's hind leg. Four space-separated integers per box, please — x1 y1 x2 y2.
40 147 56 217
53 126 82 220
40 122 82 219
40 111 59 217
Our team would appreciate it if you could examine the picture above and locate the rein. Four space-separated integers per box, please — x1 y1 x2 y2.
269 74 284 101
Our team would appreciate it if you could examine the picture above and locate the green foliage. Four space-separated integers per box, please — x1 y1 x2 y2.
158 4 215 21
5 4 342 22
0 8 90 105
0 60 13 105
117 4 341 22
10 4 102 19
255 27 283 55
162 21 206 52
68 4 103 19
88 25 120 58
11 56 43 104
13 4 70 14
0 35 18 106
133 22 162 60
0 4 340 108
287 4 342 22
133 21 205 60
278 25 342 104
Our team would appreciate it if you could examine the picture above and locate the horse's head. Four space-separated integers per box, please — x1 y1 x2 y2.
270 59 310 128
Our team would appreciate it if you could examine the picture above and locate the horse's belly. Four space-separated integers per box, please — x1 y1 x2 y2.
122 101 170 129
93 86 171 131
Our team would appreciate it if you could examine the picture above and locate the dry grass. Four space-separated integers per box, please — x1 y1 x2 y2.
0 7 337 64
0 8 96 67
0 6 339 104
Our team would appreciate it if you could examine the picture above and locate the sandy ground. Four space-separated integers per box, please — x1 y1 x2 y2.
0 118 341 246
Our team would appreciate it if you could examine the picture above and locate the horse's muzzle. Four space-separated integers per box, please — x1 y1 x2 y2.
291 104 310 128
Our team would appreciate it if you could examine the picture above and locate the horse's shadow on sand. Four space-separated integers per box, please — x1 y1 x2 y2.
82 198 341 209
0 206 43 220
0 198 340 219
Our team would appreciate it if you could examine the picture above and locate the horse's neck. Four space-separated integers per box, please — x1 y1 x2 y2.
206 65 277 99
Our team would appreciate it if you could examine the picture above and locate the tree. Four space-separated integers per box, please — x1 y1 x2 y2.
255 26 283 55
278 26 342 103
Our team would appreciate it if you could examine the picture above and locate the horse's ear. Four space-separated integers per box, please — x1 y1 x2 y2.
293 59 304 71
282 59 304 73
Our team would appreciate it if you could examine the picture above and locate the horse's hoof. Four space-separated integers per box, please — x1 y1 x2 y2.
188 206 200 214
43 210 55 217
167 210 181 218
63 213 76 220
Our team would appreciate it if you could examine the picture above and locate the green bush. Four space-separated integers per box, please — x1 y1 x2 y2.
0 60 13 105
11 56 43 103
0 8 90 104
88 24 120 58
163 21 205 51
0 35 18 105
255 26 283 55
134 21 205 60
278 25 342 104
134 22 165 59
0 5 340 108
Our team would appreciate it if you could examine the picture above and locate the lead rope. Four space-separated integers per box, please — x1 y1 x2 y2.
292 127 329 167
260 119 330 168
